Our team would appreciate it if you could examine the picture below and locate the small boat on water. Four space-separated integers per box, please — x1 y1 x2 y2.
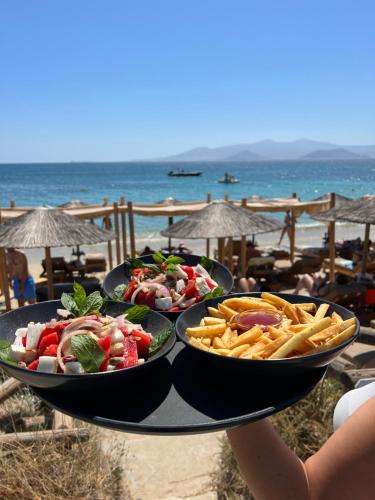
218 172 239 184
168 169 202 177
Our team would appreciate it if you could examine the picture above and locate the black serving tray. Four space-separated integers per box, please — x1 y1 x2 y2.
32 342 325 435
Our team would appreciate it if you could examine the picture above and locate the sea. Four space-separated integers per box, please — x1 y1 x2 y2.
1 160 375 242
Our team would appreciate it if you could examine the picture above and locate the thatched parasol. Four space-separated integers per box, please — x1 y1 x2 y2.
161 200 282 270
0 208 113 304
312 193 353 208
161 200 282 239
313 196 375 274
58 200 89 208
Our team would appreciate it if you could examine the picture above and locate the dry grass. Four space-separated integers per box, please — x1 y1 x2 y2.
0 428 127 499
213 376 345 500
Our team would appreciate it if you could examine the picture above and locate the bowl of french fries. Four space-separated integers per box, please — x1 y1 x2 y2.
175 292 360 374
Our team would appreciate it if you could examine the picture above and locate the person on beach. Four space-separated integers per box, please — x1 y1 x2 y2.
278 210 292 246
227 380 375 500
6 248 36 307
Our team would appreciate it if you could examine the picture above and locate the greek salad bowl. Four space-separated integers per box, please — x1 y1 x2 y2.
0 299 175 391
102 253 234 320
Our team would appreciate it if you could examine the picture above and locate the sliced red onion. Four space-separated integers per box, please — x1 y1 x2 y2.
171 294 186 308
130 282 169 304
180 297 196 308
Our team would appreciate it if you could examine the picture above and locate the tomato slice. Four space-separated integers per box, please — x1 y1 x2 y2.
38 333 59 355
135 290 156 308
124 281 137 301
42 344 58 357
181 265 195 279
184 283 197 299
98 336 112 372
123 337 139 367
27 360 39 370
131 329 151 357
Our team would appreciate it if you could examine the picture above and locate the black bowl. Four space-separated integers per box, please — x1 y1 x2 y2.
175 293 360 375
0 301 175 391
102 253 234 320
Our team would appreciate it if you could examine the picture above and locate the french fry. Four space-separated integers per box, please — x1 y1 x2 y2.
204 317 226 326
199 319 205 326
261 292 292 310
228 344 250 357
186 323 226 338
213 348 231 355
241 342 267 358
268 326 286 339
207 306 225 319
189 337 210 351
308 324 341 344
283 304 300 324
258 335 273 345
260 334 293 358
230 326 263 349
326 325 356 348
269 317 332 359
213 336 226 349
289 324 310 333
217 303 237 320
202 338 211 347
281 319 293 329
298 303 317 314
332 312 343 324
295 305 314 324
221 327 233 348
315 304 330 321
222 297 277 311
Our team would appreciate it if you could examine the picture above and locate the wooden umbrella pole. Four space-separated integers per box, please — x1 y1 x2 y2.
227 238 233 271
217 238 225 263
0 248 11 311
127 201 136 258
104 216 113 270
206 193 211 257
119 197 127 260
329 192 336 282
362 223 371 274
168 216 173 251
113 202 121 265
240 198 247 277
45 247 54 300
289 210 296 262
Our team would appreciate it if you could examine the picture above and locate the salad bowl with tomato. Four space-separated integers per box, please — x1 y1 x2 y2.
102 253 234 319
0 285 175 391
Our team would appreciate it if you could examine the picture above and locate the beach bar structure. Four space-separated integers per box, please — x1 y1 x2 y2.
0 195 332 306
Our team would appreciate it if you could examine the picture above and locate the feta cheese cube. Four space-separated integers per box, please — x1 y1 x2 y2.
174 265 188 280
26 322 45 350
9 345 26 363
111 329 124 343
195 277 211 297
155 297 173 310
37 356 58 373
195 264 210 279
64 361 84 374
176 279 185 293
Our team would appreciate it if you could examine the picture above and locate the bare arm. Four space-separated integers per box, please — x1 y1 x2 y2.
227 395 375 500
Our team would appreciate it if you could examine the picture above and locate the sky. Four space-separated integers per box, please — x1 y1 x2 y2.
0 0 374 162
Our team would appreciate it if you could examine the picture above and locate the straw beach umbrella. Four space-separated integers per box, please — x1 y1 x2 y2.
313 196 375 276
161 200 282 273
0 208 113 305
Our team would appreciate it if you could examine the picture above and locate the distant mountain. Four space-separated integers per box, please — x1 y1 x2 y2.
225 150 263 161
149 139 375 162
302 148 368 160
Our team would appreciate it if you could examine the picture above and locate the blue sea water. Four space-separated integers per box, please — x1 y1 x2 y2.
1 160 374 235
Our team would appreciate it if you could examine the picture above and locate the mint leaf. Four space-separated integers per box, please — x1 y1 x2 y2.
165 255 185 265
148 325 173 357
199 256 214 274
143 263 162 273
203 286 224 301
0 340 22 367
166 263 177 272
125 305 150 323
71 335 105 373
0 340 11 362
61 293 80 317
81 291 104 316
73 282 86 312
151 252 165 263
126 258 145 270
113 284 127 301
